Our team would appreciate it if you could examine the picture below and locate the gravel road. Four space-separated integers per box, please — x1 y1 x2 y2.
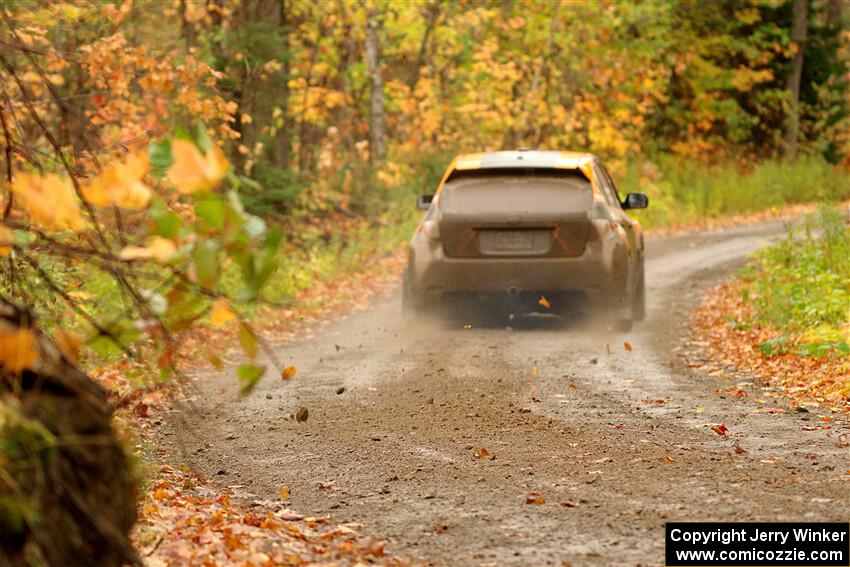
164 220 850 566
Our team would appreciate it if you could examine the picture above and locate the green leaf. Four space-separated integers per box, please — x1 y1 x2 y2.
237 363 265 395
195 200 225 233
153 212 180 238
195 122 213 154
148 140 173 179
238 323 258 358
759 336 787 356
192 239 221 288
12 230 34 246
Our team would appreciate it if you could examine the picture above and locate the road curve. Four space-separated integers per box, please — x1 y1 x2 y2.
164 220 850 566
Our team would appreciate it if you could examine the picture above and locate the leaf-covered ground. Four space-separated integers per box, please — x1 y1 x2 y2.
688 280 849 416
134 466 412 566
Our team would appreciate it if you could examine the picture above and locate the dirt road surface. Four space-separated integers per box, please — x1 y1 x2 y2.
163 221 850 566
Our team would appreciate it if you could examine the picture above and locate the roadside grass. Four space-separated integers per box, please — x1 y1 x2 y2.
741 207 850 358
689 205 849 413
623 155 849 230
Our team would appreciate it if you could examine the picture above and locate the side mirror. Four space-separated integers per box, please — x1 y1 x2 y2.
622 192 648 210
417 194 435 210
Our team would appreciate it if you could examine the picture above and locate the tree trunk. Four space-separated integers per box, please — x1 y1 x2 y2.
0 299 137 567
273 0 291 169
179 0 196 45
783 0 808 163
365 8 386 162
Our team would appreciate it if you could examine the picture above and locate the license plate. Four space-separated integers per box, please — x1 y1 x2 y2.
477 230 550 255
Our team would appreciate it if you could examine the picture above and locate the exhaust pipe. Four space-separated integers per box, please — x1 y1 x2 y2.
507 286 520 297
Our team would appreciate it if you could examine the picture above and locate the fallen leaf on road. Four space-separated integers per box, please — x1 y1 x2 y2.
710 423 729 436
760 459 777 464
295 406 309 422
539 295 551 309
754 407 784 414
664 454 676 463
613 424 624 430
525 493 545 505
735 445 747 454
624 342 633 352
716 389 747 398
559 500 577 508
277 486 290 500
281 365 297 380
473 448 491 459
434 523 448 534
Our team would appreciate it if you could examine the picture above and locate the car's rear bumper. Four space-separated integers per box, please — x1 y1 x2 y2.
407 237 631 308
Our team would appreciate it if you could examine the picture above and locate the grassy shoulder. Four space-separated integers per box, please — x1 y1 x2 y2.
690 207 850 413
624 155 849 230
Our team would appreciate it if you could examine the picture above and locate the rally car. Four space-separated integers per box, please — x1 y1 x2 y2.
402 149 648 330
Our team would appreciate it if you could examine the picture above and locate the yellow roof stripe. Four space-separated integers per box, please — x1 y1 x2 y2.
454 152 485 170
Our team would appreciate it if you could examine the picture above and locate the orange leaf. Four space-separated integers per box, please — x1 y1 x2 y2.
710 423 729 436
11 173 85 231
0 224 13 257
473 447 490 458
210 299 235 328
623 342 633 352
525 493 545 505
538 295 551 309
81 151 151 209
0 328 39 373
167 139 229 194
281 365 297 380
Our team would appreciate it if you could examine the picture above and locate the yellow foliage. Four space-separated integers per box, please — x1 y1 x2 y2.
82 151 152 209
0 224 13 257
0 328 39 373
11 172 86 231
119 236 177 263
166 140 229 194
210 299 236 328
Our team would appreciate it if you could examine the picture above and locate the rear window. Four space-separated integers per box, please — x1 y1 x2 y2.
439 168 592 215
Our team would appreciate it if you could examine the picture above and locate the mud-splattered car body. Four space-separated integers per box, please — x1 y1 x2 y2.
403 150 649 328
